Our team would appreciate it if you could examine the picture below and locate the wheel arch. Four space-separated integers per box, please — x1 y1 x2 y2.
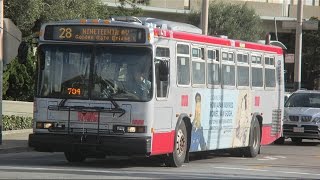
176 114 192 155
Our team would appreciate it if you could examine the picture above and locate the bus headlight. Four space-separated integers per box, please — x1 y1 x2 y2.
36 122 54 129
127 127 136 133
113 125 146 133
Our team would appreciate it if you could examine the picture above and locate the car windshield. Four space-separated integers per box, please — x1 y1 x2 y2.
37 45 153 101
285 92 320 108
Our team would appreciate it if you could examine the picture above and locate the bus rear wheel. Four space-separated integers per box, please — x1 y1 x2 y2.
64 151 86 163
166 121 187 167
243 119 261 157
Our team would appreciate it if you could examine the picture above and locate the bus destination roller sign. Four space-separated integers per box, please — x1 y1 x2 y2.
43 25 146 43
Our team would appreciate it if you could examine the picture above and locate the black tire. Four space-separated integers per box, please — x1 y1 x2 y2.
243 118 261 157
166 121 188 167
229 148 244 157
291 137 302 144
64 151 86 163
274 137 285 145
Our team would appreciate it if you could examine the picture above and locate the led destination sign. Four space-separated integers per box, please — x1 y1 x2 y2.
44 25 146 43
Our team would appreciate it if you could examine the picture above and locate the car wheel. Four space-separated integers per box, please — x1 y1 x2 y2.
243 119 261 157
273 137 285 145
166 121 187 167
291 137 302 144
64 151 86 162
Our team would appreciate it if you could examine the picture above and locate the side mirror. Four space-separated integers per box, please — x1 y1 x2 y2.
17 41 29 64
159 60 169 81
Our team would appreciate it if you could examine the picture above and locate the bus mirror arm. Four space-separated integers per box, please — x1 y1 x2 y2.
114 108 126 118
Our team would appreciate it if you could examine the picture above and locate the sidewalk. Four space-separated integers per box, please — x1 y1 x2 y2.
0 129 33 154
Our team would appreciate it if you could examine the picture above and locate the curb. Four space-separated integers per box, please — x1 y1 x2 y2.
2 129 33 135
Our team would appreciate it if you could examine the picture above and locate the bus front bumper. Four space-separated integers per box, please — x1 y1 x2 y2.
29 133 151 155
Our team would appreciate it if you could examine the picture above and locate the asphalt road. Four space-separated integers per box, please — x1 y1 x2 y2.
0 139 319 179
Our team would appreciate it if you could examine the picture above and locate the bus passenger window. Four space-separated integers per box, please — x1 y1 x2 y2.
207 63 220 85
265 69 276 87
222 64 235 86
192 47 205 85
252 67 263 87
177 44 190 85
192 61 205 84
237 66 249 86
177 57 190 85
251 55 263 87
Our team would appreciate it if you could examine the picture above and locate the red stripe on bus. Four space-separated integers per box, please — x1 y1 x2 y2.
151 130 175 155
235 41 283 55
173 31 231 46
154 28 283 55
261 125 281 145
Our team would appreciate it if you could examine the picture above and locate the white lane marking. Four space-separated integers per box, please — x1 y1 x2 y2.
273 156 286 158
258 156 287 161
213 166 320 177
258 156 278 160
229 155 287 161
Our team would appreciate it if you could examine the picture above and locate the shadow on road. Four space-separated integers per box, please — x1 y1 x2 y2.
272 139 320 146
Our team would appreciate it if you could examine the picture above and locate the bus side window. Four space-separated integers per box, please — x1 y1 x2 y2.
265 56 276 88
155 47 170 98
177 44 190 85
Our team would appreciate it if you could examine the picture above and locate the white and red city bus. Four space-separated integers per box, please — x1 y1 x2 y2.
28 17 285 167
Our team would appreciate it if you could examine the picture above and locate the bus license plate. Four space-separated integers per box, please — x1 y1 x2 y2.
293 127 304 133
78 112 98 122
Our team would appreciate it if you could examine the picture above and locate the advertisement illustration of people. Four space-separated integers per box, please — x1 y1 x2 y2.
232 91 251 147
190 93 207 151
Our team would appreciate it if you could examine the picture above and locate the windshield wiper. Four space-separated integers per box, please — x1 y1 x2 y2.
59 98 68 107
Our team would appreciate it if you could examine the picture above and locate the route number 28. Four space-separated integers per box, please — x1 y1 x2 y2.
59 28 73 39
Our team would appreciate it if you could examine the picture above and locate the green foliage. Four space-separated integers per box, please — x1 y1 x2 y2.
3 52 36 101
4 0 43 37
3 0 142 101
112 0 143 16
2 115 33 131
187 1 264 42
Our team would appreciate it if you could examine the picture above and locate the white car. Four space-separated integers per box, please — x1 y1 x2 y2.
276 90 320 144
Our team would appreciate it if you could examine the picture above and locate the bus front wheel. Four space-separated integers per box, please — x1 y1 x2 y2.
64 151 86 163
166 121 187 167
243 119 261 157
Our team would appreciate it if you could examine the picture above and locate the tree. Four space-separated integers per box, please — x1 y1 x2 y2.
3 0 143 101
3 54 36 101
187 1 264 42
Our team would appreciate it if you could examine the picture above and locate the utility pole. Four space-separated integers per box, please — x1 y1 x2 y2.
0 0 3 145
201 0 209 35
294 0 303 90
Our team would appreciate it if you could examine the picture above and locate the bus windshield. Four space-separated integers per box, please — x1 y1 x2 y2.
38 45 153 101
